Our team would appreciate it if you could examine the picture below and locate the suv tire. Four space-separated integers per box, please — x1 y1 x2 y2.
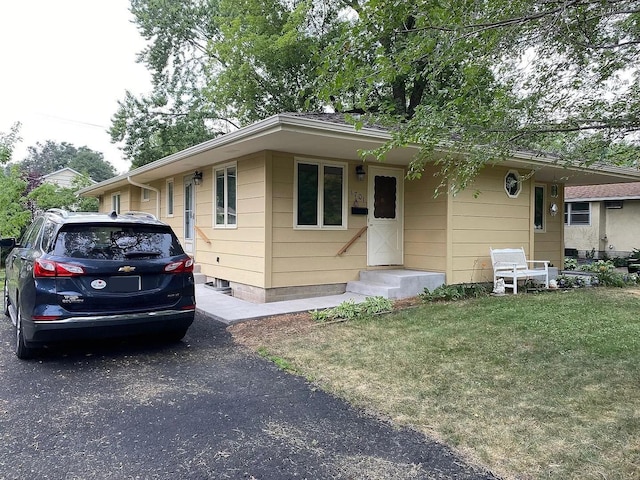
161 328 189 343
14 305 34 360
3 280 8 317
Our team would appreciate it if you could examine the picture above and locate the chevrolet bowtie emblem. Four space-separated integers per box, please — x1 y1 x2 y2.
118 266 136 273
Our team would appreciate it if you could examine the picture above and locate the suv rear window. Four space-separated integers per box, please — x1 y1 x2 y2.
53 224 184 260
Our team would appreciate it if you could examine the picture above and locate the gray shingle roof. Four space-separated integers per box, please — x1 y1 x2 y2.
565 182 640 200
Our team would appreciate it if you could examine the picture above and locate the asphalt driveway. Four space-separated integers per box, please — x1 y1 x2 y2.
0 312 497 479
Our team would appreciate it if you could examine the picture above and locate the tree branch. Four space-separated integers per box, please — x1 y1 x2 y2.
505 119 640 142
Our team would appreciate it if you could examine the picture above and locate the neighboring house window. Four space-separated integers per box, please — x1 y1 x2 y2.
141 188 150 202
166 179 174 217
565 202 590 225
295 159 346 229
504 170 521 198
111 193 121 214
214 164 237 227
534 185 545 231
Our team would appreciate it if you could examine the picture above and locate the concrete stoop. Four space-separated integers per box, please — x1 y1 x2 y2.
192 264 207 285
346 269 446 299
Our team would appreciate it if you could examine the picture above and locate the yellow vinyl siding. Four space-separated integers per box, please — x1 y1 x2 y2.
269 152 365 288
403 165 448 272
199 154 267 286
534 184 564 268
450 168 532 284
92 150 564 294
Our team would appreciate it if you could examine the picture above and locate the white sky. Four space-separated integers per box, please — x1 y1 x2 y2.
0 0 152 173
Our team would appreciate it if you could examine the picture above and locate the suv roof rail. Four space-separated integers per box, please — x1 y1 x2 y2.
122 211 157 220
46 208 69 218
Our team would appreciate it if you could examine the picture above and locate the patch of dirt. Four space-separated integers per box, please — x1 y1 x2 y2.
228 296 422 349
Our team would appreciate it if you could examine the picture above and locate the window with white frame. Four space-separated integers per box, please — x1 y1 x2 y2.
504 170 521 198
141 188 150 202
564 202 590 225
214 164 237 227
534 184 545 231
111 193 121 214
166 179 174 216
294 159 346 229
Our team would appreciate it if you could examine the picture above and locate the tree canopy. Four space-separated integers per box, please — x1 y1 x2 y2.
27 175 99 213
19 140 117 182
114 0 640 188
0 122 21 165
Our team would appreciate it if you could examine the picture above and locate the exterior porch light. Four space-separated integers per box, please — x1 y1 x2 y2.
355 164 366 181
193 170 203 186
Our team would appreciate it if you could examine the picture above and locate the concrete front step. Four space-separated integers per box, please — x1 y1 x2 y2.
193 273 207 284
192 264 207 284
346 269 445 299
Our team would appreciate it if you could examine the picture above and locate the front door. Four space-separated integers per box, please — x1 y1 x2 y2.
183 175 195 253
367 166 403 266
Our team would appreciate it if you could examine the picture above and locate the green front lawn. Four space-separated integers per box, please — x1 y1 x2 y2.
253 288 640 479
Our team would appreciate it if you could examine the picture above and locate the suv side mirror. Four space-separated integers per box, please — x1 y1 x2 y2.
0 238 16 249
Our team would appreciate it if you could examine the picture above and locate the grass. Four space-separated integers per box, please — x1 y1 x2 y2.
254 288 640 480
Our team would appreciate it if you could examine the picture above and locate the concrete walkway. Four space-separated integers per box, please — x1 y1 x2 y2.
195 284 368 325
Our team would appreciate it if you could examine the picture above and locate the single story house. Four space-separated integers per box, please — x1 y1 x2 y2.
79 113 640 302
565 182 640 258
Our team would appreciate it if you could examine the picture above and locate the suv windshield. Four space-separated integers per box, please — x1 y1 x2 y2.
53 224 184 260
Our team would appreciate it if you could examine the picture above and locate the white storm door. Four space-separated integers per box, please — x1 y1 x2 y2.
367 166 403 266
184 176 195 253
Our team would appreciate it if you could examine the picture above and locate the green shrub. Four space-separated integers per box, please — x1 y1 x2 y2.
556 275 576 288
559 260 639 288
564 257 578 270
310 296 394 322
419 283 490 302
612 256 630 267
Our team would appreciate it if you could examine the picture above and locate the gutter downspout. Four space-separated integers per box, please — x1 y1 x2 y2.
127 176 161 219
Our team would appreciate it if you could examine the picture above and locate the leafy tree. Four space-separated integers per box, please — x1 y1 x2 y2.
27 183 78 213
69 147 117 182
207 0 330 123
110 90 216 169
320 0 640 190
110 0 227 168
116 0 640 189
27 174 99 213
0 122 21 165
19 141 116 182
71 175 100 212
0 166 30 238
111 0 333 167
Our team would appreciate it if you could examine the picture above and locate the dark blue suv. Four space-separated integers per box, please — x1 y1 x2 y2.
1 209 195 359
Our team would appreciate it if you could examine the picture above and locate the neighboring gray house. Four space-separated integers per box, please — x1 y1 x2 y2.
565 182 640 258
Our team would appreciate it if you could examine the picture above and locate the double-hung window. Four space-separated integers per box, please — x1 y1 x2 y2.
214 164 237 228
295 159 346 229
564 202 590 225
